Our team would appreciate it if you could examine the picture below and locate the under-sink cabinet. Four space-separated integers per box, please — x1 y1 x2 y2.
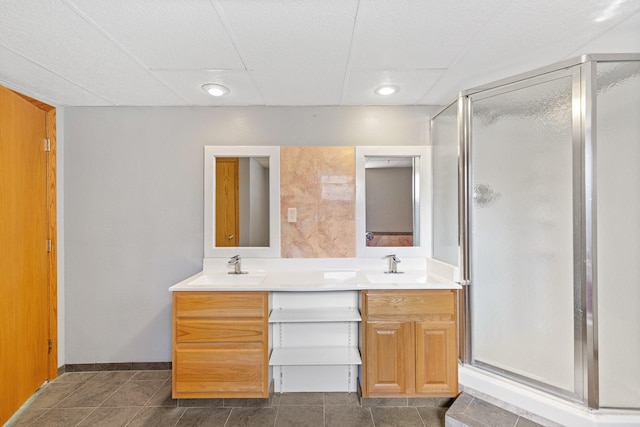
172 291 270 398
361 289 458 397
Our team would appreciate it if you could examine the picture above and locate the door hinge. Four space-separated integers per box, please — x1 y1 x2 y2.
46 239 52 252
48 339 53 354
44 138 51 152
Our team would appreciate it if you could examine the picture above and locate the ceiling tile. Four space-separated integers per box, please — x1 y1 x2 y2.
342 69 443 105
153 69 264 105
65 0 245 70
0 46 111 106
349 0 511 70
0 0 187 105
217 0 359 105
571 10 640 55
420 0 640 105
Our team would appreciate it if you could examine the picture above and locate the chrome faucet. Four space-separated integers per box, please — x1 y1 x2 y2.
385 254 403 274
228 255 247 275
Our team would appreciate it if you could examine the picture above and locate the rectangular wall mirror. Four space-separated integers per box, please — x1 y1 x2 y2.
204 146 281 258
356 146 431 258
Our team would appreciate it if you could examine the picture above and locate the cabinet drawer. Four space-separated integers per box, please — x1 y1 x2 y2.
174 345 266 395
176 319 265 343
174 291 267 318
365 290 455 318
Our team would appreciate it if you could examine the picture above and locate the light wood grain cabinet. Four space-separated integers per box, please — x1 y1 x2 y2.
172 291 269 398
361 290 458 397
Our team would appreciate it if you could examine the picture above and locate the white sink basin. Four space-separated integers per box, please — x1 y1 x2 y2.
366 272 428 284
189 272 267 287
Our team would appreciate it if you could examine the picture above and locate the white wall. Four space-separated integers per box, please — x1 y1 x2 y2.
63 106 437 363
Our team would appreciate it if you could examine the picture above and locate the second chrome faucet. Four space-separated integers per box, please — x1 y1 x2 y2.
385 254 403 274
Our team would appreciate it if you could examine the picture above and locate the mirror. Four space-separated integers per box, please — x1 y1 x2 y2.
204 146 280 258
356 146 431 258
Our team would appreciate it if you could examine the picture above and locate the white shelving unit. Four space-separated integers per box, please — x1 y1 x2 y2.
269 292 362 392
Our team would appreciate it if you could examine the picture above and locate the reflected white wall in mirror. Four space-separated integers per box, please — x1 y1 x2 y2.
356 146 431 258
204 146 281 258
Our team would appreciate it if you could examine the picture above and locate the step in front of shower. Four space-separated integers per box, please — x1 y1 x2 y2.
445 392 560 427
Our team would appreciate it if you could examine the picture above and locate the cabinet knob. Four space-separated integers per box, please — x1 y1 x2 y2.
227 234 234 240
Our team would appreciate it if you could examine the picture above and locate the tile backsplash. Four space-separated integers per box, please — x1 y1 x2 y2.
281 147 355 258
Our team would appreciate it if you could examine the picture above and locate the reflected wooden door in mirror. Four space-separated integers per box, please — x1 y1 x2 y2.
215 157 239 247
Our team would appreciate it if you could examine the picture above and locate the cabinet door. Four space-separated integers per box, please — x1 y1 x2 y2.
365 321 414 395
415 320 458 396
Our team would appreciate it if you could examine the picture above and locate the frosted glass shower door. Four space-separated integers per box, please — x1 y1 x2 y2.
469 73 576 393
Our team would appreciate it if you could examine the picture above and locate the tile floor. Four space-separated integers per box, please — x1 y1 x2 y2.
5 371 449 427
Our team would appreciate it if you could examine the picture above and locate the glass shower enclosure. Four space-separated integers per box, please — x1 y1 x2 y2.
431 54 640 410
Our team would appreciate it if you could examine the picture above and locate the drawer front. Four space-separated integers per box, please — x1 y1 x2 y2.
174 346 266 395
365 290 455 318
174 291 267 318
176 319 265 344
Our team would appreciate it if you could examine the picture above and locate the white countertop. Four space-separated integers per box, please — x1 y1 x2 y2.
168 269 461 292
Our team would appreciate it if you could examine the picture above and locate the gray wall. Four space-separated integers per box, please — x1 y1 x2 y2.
63 106 437 363
365 167 413 233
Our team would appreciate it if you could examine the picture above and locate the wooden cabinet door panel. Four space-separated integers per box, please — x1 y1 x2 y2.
174 346 266 396
415 320 458 396
176 319 265 343
365 321 414 395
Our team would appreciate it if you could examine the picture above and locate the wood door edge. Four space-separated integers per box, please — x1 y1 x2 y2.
46 107 58 380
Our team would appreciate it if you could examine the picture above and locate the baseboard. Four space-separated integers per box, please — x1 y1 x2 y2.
60 361 172 373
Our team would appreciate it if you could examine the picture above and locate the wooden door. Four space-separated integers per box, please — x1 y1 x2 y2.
415 320 458 396
215 158 239 247
0 86 53 424
365 321 414 395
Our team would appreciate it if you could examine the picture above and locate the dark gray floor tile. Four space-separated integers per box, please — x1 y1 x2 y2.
56 380 123 408
4 409 49 427
324 392 360 406
408 397 454 408
325 406 374 427
224 397 272 408
225 407 277 427
445 412 486 427
178 398 224 408
516 416 545 427
278 392 324 406
361 397 408 407
27 383 79 409
89 370 136 382
271 393 281 407
127 407 185 427
446 393 473 414
371 407 425 427
145 380 177 407
417 406 446 427
464 398 518 427
76 407 141 427
26 407 93 427
131 370 171 381
275 405 323 427
101 380 165 407
176 407 232 427
53 372 97 383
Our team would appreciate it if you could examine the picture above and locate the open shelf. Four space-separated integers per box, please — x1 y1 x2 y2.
269 346 362 366
269 307 361 323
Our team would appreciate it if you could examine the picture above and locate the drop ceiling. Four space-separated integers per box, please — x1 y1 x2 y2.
0 0 638 107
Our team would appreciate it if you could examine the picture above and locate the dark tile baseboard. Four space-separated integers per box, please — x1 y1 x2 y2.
58 361 172 375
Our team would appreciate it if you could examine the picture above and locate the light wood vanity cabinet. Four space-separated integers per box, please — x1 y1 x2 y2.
361 289 458 397
172 291 269 398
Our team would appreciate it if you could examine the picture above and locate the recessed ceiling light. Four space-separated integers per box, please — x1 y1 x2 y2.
202 83 230 97
374 85 399 96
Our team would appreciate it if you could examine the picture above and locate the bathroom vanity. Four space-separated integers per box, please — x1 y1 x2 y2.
169 268 460 400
